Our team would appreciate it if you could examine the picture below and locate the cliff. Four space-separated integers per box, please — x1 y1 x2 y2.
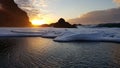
0 0 32 27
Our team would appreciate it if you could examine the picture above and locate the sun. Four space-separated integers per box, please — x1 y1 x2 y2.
31 19 45 26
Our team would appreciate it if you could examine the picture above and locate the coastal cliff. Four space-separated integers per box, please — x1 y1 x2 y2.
0 0 31 27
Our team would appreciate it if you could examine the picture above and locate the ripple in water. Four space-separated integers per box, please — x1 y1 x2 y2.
0 37 120 68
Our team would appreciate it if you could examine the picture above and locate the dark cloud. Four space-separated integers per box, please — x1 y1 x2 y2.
69 7 120 25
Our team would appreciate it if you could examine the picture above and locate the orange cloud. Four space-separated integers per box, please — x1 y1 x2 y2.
114 0 120 5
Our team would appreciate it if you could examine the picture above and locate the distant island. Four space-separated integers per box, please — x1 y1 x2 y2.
96 23 120 28
41 18 77 28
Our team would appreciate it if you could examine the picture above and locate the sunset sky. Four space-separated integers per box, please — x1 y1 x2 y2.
14 0 120 25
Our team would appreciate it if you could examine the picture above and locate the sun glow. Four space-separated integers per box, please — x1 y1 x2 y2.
31 19 46 26
30 14 58 26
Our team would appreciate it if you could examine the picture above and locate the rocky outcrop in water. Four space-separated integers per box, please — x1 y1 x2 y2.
53 18 76 28
40 18 77 28
0 0 32 27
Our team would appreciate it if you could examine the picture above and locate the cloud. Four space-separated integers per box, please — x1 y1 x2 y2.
69 8 120 25
14 0 48 20
114 0 120 5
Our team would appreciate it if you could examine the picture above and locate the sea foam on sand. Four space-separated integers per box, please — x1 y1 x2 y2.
0 27 120 42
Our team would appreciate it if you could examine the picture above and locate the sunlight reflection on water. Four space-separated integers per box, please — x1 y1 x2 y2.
0 37 120 68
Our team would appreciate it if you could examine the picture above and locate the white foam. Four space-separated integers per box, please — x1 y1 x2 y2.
0 27 120 42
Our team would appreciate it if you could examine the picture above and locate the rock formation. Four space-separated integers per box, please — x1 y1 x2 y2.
53 18 76 28
0 0 32 27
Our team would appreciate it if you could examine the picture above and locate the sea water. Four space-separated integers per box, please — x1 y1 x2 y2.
0 37 120 68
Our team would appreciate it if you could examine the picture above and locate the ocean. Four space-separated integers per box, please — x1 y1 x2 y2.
0 37 120 68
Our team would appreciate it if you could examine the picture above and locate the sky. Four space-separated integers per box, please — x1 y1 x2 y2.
14 0 120 25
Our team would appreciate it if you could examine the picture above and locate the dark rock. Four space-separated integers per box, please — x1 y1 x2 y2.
40 24 50 27
53 18 76 28
0 0 32 27
40 18 77 28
